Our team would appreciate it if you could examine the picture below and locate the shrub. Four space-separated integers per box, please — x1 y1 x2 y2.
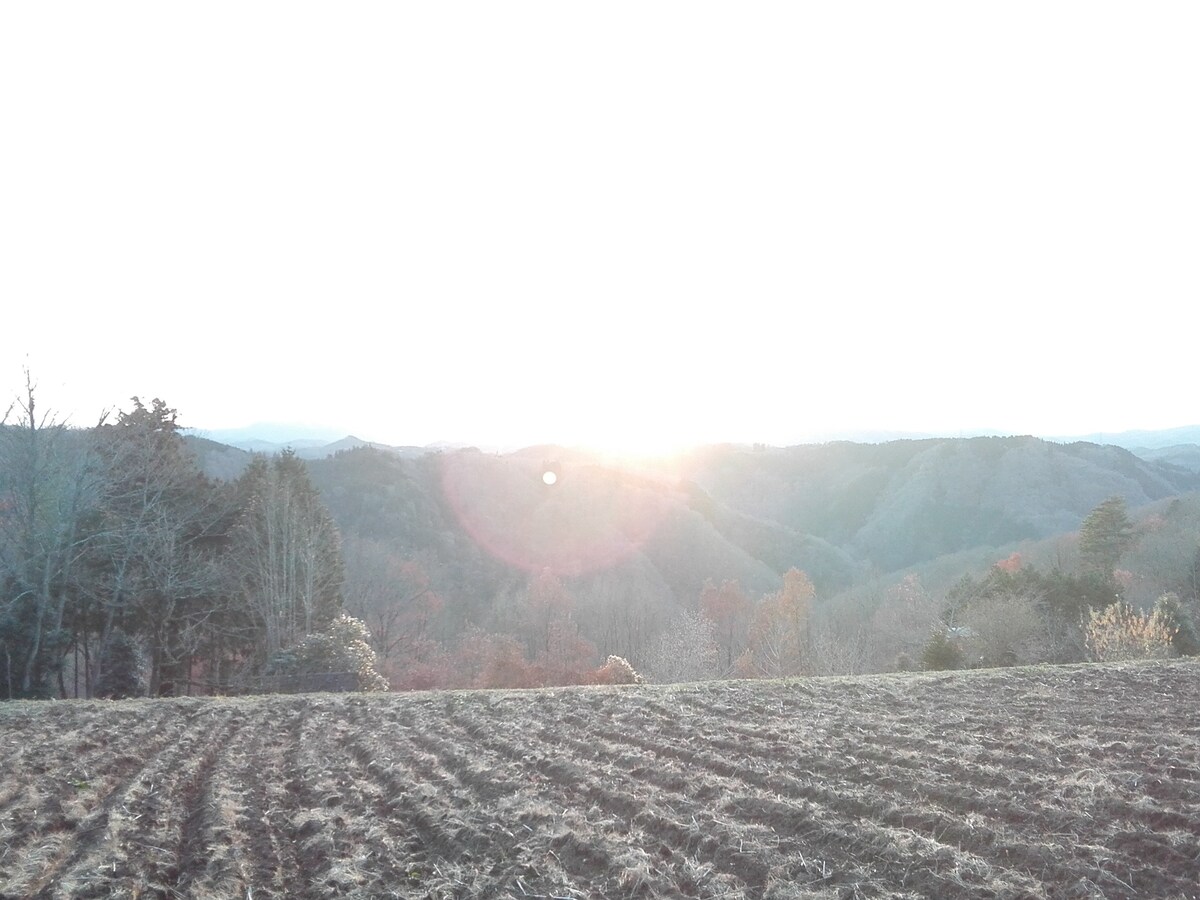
95 629 146 699
388 638 455 691
921 628 963 671
592 655 643 685
267 614 388 692
1153 593 1200 656
959 594 1046 666
1083 601 1175 662
477 635 536 689
453 628 537 689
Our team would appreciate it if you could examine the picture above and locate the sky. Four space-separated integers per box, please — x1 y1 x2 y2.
2 3 1197 455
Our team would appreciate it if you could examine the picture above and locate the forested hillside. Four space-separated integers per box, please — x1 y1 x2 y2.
7 389 1200 699
292 437 1200 684
685 437 1200 570
294 436 1200 588
188 434 1200 585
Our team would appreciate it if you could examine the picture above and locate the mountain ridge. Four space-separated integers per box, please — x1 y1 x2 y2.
187 422 1200 458
178 432 1200 668
289 437 1199 623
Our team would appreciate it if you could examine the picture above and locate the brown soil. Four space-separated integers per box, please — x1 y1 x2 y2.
2 659 1198 899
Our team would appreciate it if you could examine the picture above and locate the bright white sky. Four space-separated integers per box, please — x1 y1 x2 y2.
2 3 1197 454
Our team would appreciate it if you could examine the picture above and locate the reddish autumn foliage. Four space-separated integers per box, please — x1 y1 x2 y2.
741 568 816 678
994 552 1023 573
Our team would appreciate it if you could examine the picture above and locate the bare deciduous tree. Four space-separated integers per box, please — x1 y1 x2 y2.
646 609 719 683
0 375 103 697
341 536 440 663
230 451 343 669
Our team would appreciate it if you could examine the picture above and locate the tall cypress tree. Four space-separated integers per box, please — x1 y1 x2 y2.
90 398 225 696
1079 496 1135 576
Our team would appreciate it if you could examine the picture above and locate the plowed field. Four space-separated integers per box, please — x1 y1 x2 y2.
2 661 1199 899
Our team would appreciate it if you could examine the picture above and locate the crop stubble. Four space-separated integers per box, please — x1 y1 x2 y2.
1 660 1198 899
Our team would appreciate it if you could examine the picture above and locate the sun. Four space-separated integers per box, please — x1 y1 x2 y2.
543 410 716 464
486 392 716 462
569 429 704 464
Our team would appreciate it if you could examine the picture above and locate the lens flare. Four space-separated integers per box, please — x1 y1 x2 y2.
439 452 669 577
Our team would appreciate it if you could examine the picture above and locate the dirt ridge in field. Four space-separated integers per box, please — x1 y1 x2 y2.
2 659 1198 899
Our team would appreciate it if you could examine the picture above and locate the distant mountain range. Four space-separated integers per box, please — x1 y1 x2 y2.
184 422 1200 474
1135 445 1200 473
1057 425 1200 451
189 423 349 446
184 429 432 462
183 431 1200 623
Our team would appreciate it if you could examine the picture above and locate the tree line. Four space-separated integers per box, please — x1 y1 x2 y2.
6 377 1197 699
0 382 380 699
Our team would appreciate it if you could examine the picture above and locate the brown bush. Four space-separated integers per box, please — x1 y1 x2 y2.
591 655 643 685
1084 601 1175 662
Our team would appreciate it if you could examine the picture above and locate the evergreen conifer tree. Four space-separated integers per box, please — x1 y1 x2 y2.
1079 496 1135 576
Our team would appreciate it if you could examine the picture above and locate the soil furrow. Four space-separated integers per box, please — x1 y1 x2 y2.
0 704 197 896
34 703 243 898
169 704 290 899
339 700 626 898
449 701 909 896
3 660 1199 900
550 707 1068 896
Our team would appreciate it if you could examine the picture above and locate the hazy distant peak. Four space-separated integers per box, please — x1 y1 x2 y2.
186 422 348 447
1054 425 1200 451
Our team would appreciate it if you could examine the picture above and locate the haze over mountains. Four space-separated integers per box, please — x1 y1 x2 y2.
183 428 1200 632
188 422 1200 467
1062 425 1200 451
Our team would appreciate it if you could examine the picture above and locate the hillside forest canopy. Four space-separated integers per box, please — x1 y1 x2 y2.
2 381 1199 699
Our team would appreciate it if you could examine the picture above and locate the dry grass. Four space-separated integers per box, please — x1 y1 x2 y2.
1 660 1199 898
